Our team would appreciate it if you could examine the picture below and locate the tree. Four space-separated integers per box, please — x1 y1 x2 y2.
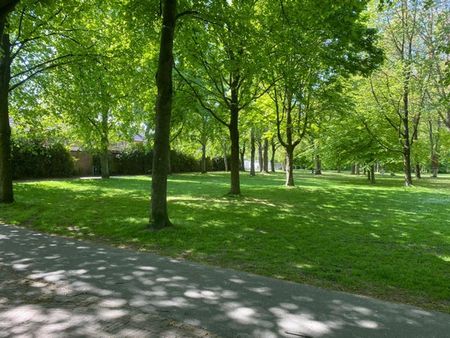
1 0 93 203
265 0 382 186
150 0 176 229
177 0 269 195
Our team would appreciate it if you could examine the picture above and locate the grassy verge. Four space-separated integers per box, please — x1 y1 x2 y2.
1 171 449 313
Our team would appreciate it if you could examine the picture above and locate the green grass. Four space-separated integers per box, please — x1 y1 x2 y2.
1 171 449 313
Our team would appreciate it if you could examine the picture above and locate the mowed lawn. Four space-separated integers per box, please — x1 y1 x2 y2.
1 172 449 313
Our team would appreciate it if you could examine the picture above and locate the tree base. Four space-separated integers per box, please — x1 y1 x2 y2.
149 218 173 231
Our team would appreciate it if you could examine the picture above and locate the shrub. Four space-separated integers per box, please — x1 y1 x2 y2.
12 138 75 179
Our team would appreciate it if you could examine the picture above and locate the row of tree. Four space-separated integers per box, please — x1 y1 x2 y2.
0 0 448 229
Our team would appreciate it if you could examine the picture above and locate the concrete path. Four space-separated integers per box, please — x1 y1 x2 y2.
0 224 449 338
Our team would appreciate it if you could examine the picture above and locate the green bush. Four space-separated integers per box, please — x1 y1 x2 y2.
12 138 75 179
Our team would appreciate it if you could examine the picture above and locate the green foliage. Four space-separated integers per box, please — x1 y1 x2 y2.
11 138 75 179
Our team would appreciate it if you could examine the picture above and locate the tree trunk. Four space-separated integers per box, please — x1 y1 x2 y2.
150 0 176 229
351 164 356 175
263 138 269 173
369 164 375 184
222 142 228 172
239 141 245 172
402 144 413 186
228 105 240 195
415 163 421 179
429 119 439 178
356 163 360 175
250 128 255 176
285 147 294 186
258 140 263 172
100 112 110 179
270 138 276 173
100 147 110 179
314 154 322 175
201 143 207 174
0 25 13 204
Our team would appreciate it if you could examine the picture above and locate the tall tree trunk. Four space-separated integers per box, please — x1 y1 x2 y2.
415 163 421 179
356 163 361 175
150 0 176 229
239 141 245 172
351 164 356 175
402 143 413 186
250 128 255 176
428 119 439 178
270 138 276 173
201 143 207 174
258 140 263 172
263 138 269 173
228 105 240 194
314 154 322 175
285 147 294 186
222 141 228 172
100 112 110 179
369 164 375 184
0 25 13 203
100 146 110 179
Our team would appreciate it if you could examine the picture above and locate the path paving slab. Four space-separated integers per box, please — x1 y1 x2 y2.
0 224 449 337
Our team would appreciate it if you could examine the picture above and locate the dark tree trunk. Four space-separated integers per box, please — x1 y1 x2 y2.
258 140 263 172
150 0 176 229
250 128 255 176
201 143 207 174
0 24 13 204
263 138 269 173
270 138 276 172
369 164 375 184
228 105 240 195
351 164 356 175
415 163 421 179
285 147 294 186
100 112 110 179
402 144 413 186
239 141 245 172
100 147 110 179
314 154 322 175
356 163 361 175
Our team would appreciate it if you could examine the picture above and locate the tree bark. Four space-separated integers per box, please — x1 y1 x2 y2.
228 104 240 194
415 163 421 179
314 154 322 175
351 164 356 175
222 141 228 172
428 119 439 178
257 139 263 172
250 128 255 176
239 141 245 172
263 138 269 173
100 111 110 179
0 22 13 204
270 138 276 172
369 164 375 184
150 0 176 229
201 143 207 174
285 147 294 186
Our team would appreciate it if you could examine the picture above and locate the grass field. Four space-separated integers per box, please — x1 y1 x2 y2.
1 171 449 313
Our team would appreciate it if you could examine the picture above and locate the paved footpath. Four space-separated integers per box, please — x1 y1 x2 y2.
0 224 449 338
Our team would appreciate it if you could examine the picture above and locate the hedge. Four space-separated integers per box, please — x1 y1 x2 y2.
12 139 75 179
